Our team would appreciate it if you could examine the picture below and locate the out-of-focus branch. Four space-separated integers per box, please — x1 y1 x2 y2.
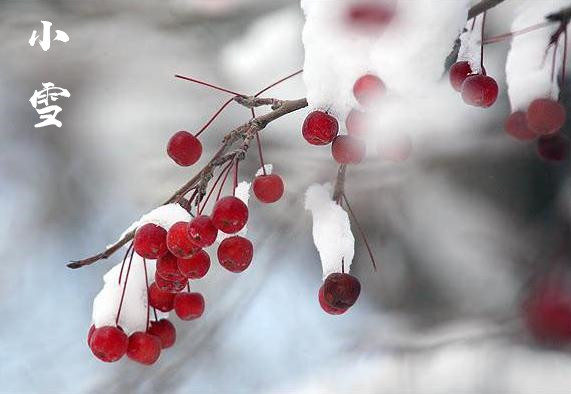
468 0 506 20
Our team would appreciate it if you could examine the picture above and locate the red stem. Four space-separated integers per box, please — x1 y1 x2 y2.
342 193 378 272
118 242 133 285
562 26 568 88
483 21 553 45
115 248 134 326
195 98 234 138
255 69 303 97
233 159 239 195
481 12 486 70
143 258 150 331
175 74 244 96
199 160 234 215
216 160 234 202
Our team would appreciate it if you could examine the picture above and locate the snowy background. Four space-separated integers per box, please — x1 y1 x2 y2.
1 0 571 392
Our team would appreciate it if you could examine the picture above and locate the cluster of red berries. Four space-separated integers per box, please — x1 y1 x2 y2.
449 61 499 108
504 98 569 162
346 2 395 31
318 273 361 315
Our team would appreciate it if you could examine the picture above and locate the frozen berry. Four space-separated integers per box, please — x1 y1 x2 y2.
377 133 412 162
87 324 96 346
167 221 199 258
461 75 498 108
345 109 368 137
302 111 339 145
331 135 366 164
134 223 168 260
217 236 253 273
318 286 348 315
449 61 485 92
167 130 202 167
211 196 249 234
505 111 535 141
537 134 570 162
527 98 566 135
127 332 161 365
253 174 285 204
89 326 128 363
148 282 175 312
187 215 218 248
155 273 187 293
174 292 205 321
353 74 385 106
148 319 176 349
322 273 361 310
347 3 394 29
178 249 211 279
156 252 186 282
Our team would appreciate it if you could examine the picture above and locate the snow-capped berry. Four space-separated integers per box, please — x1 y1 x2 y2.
460 75 498 108
148 282 175 312
318 286 348 315
134 223 168 260
127 332 161 365
187 215 218 248
353 74 385 106
87 324 96 346
253 174 285 204
167 130 202 167
154 273 187 293
377 133 412 162
178 249 211 279
322 273 361 310
167 221 199 258
527 98 566 135
449 61 485 92
89 326 128 363
346 2 394 29
505 111 536 141
211 196 249 234
331 135 366 164
345 109 367 137
174 292 205 321
302 111 339 145
537 134 570 163
217 236 253 273
148 319 176 349
156 252 186 282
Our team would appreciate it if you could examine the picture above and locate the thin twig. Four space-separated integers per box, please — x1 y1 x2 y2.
342 193 378 272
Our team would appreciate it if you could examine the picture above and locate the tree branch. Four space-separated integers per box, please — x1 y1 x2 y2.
468 0 506 20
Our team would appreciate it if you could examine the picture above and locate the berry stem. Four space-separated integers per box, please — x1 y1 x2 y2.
551 39 560 85
175 74 244 97
195 98 234 138
562 25 568 89
143 258 150 331
342 193 378 272
233 159 239 196
118 242 133 285
254 69 303 97
199 159 235 215
216 160 235 202
480 11 486 70
115 247 134 326
255 132 267 176
482 21 553 45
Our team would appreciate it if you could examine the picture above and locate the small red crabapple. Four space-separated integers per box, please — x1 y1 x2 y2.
460 75 498 108
87 324 96 346
211 196 249 234
167 221 199 258
377 133 412 162
154 273 187 293
148 282 176 312
318 286 348 315
322 273 361 310
449 61 485 92
174 292 205 321
345 109 368 137
148 319 176 349
353 74 385 107
187 215 218 248
331 135 366 164
127 331 161 365
156 252 187 282
178 249 211 279
134 223 168 260
346 2 394 30
504 111 536 141
89 326 128 363
253 174 285 204
527 98 566 136
302 111 339 145
167 130 202 167
537 134 570 162
217 236 254 273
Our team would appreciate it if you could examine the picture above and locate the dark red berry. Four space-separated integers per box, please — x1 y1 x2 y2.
322 273 361 310
537 134 570 162
187 215 218 248
302 111 339 146
353 74 385 106
148 282 175 312
527 98 566 135
127 332 161 365
154 273 187 293
211 196 249 234
345 109 368 137
449 61 486 91
87 324 96 346
147 319 176 349
89 326 128 363
174 292 205 321
318 286 348 315
167 130 202 167
178 249 211 279
461 75 498 108
156 252 186 282
346 3 394 29
377 133 412 162
217 236 253 273
166 221 199 258
331 135 366 164
134 223 168 260
253 174 285 204
505 111 536 141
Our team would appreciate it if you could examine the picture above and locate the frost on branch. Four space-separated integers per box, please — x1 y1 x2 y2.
256 164 273 176
305 183 355 279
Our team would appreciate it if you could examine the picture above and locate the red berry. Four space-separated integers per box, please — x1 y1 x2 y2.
178 249 211 279
89 326 128 363
505 111 536 141
460 74 498 108
302 111 339 146
154 273 187 293
127 332 161 365
253 174 285 204
527 98 566 135
331 135 366 164
353 74 385 106
377 133 412 162
187 215 218 248
211 196 249 234
156 252 186 282
148 319 176 349
345 109 368 137
318 286 348 315
174 292 205 321
166 221 199 258
322 273 361 310
134 223 168 260
87 324 96 346
167 130 202 167
449 61 486 92
217 236 253 273
148 282 175 312
346 3 394 29
537 134 570 162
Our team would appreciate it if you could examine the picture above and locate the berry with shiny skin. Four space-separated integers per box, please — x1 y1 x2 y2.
155 273 187 293
187 215 218 248
461 75 498 108
148 319 176 349
527 98 566 135
253 174 285 204
302 111 339 145
217 236 253 273
167 130 202 167
127 332 161 365
331 135 366 164
353 74 385 106
537 134 570 162
156 252 186 282
318 286 348 315
322 273 361 310
174 292 205 321
178 249 211 279
505 111 536 141
148 282 175 312
167 221 199 258
211 196 249 234
449 61 485 91
134 223 168 260
89 326 128 363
